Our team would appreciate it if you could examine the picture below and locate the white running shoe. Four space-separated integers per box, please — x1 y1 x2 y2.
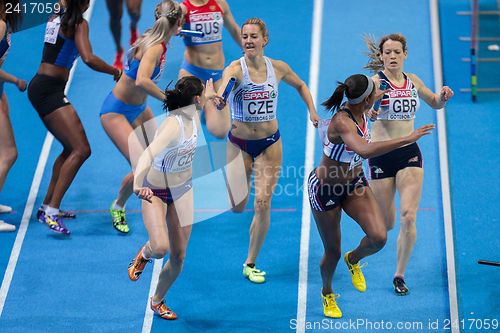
0 220 16 232
0 204 12 214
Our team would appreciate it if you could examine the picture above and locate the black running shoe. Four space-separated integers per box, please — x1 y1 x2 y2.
393 277 409 295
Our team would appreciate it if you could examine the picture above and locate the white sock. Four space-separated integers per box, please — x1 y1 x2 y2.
46 206 60 217
41 204 48 210
113 201 124 211
142 244 151 260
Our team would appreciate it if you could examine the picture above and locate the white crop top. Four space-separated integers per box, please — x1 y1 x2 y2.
320 108 370 170
152 115 197 173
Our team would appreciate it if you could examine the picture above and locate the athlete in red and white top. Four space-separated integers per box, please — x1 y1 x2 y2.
220 18 319 284
365 33 454 295
308 73 434 318
179 0 241 89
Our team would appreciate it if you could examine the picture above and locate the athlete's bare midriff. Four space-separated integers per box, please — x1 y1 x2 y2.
146 167 192 189
111 76 149 106
316 156 363 185
38 63 71 82
371 118 414 142
230 119 278 140
184 42 225 69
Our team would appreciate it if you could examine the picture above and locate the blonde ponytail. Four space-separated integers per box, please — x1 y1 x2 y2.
131 0 182 55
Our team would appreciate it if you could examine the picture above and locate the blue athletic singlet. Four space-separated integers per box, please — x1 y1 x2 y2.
42 12 80 69
124 43 167 83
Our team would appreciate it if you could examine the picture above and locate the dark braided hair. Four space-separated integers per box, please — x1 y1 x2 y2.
60 0 89 38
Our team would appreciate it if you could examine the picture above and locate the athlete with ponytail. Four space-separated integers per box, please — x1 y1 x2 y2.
308 74 434 318
127 76 228 320
220 18 318 284
28 0 121 235
364 34 454 295
100 0 182 233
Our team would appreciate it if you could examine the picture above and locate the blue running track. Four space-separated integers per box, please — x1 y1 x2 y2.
0 0 498 332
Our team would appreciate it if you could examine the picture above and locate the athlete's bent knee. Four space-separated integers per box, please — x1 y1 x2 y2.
150 244 169 259
1 147 17 167
73 145 91 162
323 246 341 262
254 199 270 214
370 232 387 249
400 208 417 224
169 251 186 268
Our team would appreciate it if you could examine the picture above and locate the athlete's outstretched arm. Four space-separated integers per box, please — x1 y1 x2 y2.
408 73 454 109
276 60 319 126
135 44 167 101
204 78 230 138
334 115 434 159
75 19 120 79
205 63 240 138
217 0 242 48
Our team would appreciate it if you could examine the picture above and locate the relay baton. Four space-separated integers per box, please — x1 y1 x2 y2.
179 30 205 38
478 260 500 267
222 78 236 102
373 80 389 111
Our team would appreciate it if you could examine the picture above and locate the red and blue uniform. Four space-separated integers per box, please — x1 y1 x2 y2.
368 71 423 180
100 43 167 124
182 0 224 47
180 0 224 81
308 108 369 212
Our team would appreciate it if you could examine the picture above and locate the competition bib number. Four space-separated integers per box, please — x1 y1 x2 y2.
44 16 61 45
382 89 419 120
189 12 223 43
159 138 197 173
347 127 369 170
242 90 277 122
349 153 363 170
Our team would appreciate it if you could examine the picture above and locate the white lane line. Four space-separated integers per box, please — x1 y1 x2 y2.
141 259 163 333
429 1 459 332
296 0 323 332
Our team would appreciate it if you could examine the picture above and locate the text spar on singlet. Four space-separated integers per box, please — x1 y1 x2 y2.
190 12 222 42
387 89 418 120
243 90 275 122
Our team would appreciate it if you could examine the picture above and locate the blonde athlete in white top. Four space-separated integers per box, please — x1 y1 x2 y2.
219 18 319 283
